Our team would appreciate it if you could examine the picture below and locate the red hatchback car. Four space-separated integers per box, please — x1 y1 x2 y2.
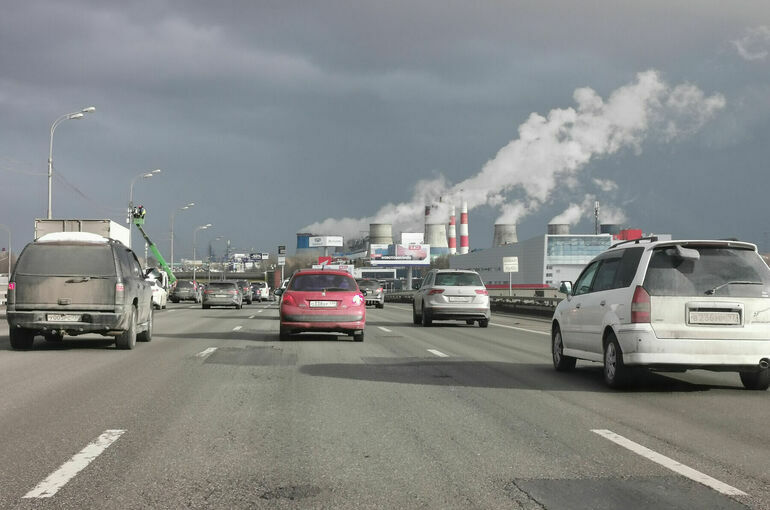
277 269 366 341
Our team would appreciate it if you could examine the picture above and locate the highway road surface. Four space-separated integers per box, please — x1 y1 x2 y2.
0 303 767 509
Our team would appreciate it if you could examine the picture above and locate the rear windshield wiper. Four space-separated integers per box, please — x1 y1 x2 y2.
322 287 349 292
705 281 764 295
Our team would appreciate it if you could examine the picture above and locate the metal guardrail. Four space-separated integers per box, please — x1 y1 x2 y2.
384 291 562 318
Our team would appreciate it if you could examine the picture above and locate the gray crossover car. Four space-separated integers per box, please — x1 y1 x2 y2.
413 269 490 327
202 280 243 309
356 279 385 308
6 232 153 350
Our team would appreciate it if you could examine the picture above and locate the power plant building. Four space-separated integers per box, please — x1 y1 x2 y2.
450 226 614 287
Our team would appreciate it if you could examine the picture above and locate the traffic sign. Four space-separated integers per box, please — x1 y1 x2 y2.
503 256 519 273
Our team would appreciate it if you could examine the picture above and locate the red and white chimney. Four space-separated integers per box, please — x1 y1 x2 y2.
459 200 469 254
448 205 457 255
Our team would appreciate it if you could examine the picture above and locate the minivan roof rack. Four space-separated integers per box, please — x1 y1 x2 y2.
610 236 659 249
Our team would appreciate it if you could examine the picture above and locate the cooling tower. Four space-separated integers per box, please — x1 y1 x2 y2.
547 224 570 235
493 224 518 246
448 206 457 255
369 223 393 245
459 200 469 254
600 224 622 236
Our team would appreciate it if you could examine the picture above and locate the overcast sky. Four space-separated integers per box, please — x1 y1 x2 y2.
2 1 770 259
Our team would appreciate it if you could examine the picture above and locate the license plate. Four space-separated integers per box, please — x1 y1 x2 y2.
47 314 81 322
689 311 740 325
216 294 227 298
310 300 337 308
449 297 469 303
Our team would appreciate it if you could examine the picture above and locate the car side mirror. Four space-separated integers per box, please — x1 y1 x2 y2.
274 289 283 296
559 281 573 295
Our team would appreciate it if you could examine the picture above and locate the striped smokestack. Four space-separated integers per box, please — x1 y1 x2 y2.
448 205 456 254
459 200 469 254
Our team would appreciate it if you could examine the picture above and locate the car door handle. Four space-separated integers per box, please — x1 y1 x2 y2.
600 300 606 306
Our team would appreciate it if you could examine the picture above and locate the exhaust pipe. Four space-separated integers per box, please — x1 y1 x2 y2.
760 358 769 369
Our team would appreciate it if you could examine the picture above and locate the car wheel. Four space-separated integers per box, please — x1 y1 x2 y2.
279 326 290 341
376 302 384 309
202 304 209 309
353 330 364 342
603 333 628 388
552 325 576 371
739 369 770 390
237 303 243 310
466 319 475 325
412 304 421 325
44 331 64 342
421 305 432 327
115 307 137 350
478 319 489 328
10 328 35 350
137 309 153 342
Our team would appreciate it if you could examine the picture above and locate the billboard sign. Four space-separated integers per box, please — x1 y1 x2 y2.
370 243 431 266
309 236 343 247
401 232 424 245
311 264 355 275
318 256 333 265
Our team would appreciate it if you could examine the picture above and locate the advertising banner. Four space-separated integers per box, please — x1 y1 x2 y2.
401 232 424 245
370 243 431 266
309 236 344 247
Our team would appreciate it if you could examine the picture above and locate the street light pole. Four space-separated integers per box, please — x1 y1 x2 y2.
48 106 96 219
127 169 161 248
170 202 195 272
0 223 10 277
193 224 212 282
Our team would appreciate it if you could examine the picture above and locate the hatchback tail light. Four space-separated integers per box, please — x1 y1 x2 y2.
282 293 297 306
377 287 383 293
631 286 651 323
204 290 212 294
475 289 488 295
428 289 445 295
8 282 15 290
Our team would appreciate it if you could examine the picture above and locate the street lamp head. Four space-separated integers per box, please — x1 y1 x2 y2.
187 202 195 207
142 172 154 178
151 168 162 174
68 112 85 120
81 106 96 113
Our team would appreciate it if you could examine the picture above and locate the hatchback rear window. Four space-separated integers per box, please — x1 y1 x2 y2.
357 280 380 289
176 281 194 288
434 272 484 286
16 244 116 277
208 282 237 290
643 245 770 297
290 274 357 291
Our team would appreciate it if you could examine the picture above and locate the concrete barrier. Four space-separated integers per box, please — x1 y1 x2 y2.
384 291 560 318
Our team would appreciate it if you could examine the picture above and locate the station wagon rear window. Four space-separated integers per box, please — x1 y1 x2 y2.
15 244 116 277
434 272 484 286
643 245 770 297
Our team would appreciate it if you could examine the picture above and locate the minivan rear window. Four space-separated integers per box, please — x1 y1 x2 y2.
434 272 484 287
290 274 356 291
644 245 770 297
15 244 116 277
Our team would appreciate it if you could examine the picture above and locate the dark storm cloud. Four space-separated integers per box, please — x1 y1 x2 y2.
1 1 770 257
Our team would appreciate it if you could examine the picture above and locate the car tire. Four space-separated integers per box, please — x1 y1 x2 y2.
10 328 35 350
44 331 64 342
552 325 576 371
603 333 628 388
115 307 137 350
466 320 475 325
421 305 432 327
412 305 421 325
237 303 243 310
137 309 153 342
202 304 209 309
279 326 290 341
376 302 384 309
353 330 364 342
478 319 489 328
739 369 770 390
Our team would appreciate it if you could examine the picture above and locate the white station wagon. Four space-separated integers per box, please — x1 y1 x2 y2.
551 238 770 390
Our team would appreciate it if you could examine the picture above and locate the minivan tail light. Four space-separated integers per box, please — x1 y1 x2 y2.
475 289 488 295
428 289 445 295
631 286 651 323
7 282 15 290
115 283 124 292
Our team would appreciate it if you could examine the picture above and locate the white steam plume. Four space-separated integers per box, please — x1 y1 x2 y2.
301 70 724 240
550 194 628 226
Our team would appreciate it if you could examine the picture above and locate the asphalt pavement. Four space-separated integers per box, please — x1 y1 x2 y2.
0 302 767 509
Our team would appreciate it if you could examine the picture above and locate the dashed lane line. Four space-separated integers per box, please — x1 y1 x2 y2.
248 314 256 319
592 429 747 497
195 347 218 358
427 349 450 358
23 429 126 498
232 325 242 331
377 326 393 333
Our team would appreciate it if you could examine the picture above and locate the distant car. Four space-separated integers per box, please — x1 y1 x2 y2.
236 279 253 304
202 280 243 309
170 280 201 303
251 281 270 302
552 238 770 390
356 279 384 308
6 232 153 350
413 269 490 327
276 269 365 341
148 278 168 310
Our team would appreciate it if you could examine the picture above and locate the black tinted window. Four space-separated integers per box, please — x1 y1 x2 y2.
593 258 621 292
573 261 600 295
289 274 356 291
357 280 379 289
16 244 116 277
434 272 484 286
208 282 237 290
615 248 644 288
177 281 194 288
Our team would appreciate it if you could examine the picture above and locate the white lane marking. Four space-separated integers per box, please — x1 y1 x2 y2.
188 305 197 309
232 325 242 331
248 315 256 319
257 309 265 313
591 429 747 497
165 309 176 313
378 326 393 333
23 429 126 498
427 349 449 358
490 322 549 336
195 347 218 358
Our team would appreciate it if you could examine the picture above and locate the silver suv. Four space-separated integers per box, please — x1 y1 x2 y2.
413 269 490 327
552 238 770 389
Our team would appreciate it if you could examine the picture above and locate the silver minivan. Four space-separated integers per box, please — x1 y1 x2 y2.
412 269 491 327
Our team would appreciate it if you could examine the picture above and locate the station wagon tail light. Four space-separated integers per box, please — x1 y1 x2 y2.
282 293 297 306
631 286 651 323
475 289 488 295
429 289 445 295
115 283 124 292
7 282 15 290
